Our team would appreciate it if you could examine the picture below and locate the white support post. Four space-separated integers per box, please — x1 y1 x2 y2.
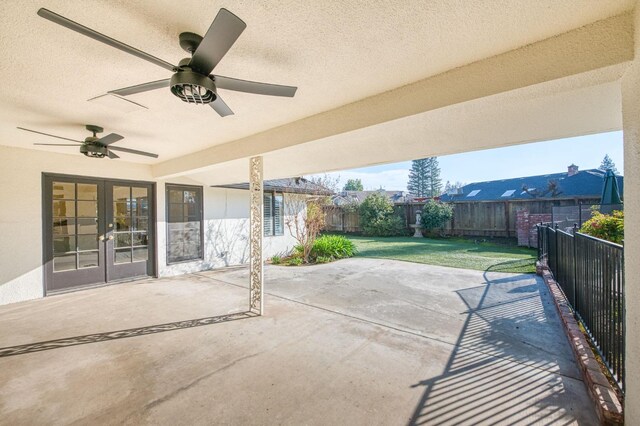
249 156 264 315
622 3 640 421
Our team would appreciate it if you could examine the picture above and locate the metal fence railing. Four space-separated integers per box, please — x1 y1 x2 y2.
537 224 625 393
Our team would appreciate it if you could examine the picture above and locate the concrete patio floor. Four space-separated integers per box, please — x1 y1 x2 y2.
0 258 596 425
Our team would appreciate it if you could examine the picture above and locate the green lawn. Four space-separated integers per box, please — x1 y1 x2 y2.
347 235 537 273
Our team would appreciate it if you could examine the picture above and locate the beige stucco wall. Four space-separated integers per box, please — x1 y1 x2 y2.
0 146 300 305
157 183 303 277
623 3 640 424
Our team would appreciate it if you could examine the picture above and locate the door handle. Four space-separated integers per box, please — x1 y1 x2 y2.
108 235 114 241
98 235 105 241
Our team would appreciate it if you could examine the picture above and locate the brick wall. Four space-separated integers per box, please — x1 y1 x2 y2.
516 209 552 247
516 210 530 246
528 213 552 247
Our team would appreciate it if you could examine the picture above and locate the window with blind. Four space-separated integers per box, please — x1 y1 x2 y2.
264 192 284 236
166 184 203 263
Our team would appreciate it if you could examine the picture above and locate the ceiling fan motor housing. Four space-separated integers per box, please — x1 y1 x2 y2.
81 142 108 158
170 66 217 105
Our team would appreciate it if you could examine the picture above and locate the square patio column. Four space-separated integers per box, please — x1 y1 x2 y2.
622 2 640 422
249 156 264 315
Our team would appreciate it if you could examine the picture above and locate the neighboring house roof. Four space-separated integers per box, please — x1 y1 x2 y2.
332 190 407 205
213 177 332 195
439 168 624 202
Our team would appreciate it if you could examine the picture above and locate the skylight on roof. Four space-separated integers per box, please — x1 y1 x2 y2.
501 190 515 197
522 188 535 194
467 190 481 197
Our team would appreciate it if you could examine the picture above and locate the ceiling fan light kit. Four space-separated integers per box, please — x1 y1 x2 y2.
170 59 218 105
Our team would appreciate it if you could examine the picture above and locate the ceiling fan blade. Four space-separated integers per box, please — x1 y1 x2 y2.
97 133 124 146
17 127 82 143
33 143 79 146
109 146 158 158
214 75 297 97
109 79 171 96
107 150 120 159
37 8 176 72
209 95 234 117
189 8 246 75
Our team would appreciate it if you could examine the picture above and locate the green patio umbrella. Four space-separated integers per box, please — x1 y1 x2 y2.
600 169 622 213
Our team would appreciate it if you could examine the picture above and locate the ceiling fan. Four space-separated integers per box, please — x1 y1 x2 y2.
37 8 297 117
17 125 158 159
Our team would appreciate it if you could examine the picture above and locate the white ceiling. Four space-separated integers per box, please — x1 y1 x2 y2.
0 0 634 164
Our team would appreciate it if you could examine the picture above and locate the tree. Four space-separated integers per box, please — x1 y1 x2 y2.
285 174 337 263
420 200 454 236
407 157 442 197
444 181 465 193
359 193 406 236
343 178 364 191
599 154 619 174
427 157 443 196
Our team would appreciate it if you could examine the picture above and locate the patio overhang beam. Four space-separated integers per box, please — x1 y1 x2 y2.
152 12 634 180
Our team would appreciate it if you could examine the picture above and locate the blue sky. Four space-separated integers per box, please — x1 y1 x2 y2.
315 131 623 191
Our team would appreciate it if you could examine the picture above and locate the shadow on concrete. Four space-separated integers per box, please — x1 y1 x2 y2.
0 311 257 358
407 262 588 425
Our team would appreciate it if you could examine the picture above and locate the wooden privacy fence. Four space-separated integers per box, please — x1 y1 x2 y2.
323 198 600 237
324 207 360 232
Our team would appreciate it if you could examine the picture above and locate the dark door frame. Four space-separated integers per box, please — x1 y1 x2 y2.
42 172 158 296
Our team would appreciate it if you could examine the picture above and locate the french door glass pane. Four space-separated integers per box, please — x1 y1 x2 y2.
77 234 98 251
77 184 97 200
134 217 148 231
132 232 148 246
115 233 131 247
53 200 75 217
77 201 97 217
54 254 76 271
53 218 75 235
115 248 132 264
79 251 99 268
52 182 75 200
53 236 75 254
77 218 98 234
115 217 131 231
133 247 148 262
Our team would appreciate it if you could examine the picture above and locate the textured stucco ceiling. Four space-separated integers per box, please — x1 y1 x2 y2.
0 0 635 165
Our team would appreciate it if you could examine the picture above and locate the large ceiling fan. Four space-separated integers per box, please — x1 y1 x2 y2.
17 125 158 159
37 8 297 117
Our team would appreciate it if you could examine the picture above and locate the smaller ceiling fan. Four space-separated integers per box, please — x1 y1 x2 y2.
17 125 158 159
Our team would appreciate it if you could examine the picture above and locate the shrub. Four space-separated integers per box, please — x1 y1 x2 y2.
579 210 624 244
359 193 406 236
310 235 357 260
286 257 303 266
315 256 333 264
420 200 454 234
270 255 282 265
286 197 327 263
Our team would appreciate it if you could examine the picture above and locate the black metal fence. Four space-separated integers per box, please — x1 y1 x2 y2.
537 224 625 393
